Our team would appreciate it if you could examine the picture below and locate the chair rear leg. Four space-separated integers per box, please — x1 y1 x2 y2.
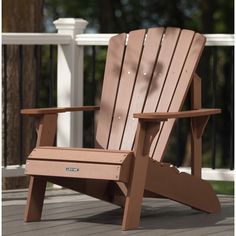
24 176 47 222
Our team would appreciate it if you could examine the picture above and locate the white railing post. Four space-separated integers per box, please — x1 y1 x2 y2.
54 18 88 147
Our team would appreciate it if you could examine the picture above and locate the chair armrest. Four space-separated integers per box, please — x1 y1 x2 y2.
133 108 221 121
21 106 100 116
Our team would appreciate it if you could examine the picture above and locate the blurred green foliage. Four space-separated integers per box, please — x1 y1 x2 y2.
44 0 233 33
210 181 234 195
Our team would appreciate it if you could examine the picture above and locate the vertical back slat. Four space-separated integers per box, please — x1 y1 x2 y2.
143 28 181 113
108 29 146 150
153 33 206 161
121 28 165 150
96 33 126 148
96 27 205 162
147 29 195 157
156 30 195 112
141 27 181 154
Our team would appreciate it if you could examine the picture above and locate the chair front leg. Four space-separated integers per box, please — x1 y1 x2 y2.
122 121 160 230
24 176 47 222
24 114 57 222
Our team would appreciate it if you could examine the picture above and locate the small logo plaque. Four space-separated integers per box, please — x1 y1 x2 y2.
65 167 79 172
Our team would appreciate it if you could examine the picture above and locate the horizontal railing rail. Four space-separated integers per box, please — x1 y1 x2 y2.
76 33 234 46
2 33 71 45
2 18 234 183
2 33 234 46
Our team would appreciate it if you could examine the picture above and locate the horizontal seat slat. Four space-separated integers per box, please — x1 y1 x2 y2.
25 159 131 182
29 147 133 164
26 160 121 180
37 146 131 153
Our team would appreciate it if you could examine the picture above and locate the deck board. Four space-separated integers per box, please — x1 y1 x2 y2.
2 188 234 236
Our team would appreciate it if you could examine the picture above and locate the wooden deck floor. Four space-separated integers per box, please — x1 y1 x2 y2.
3 188 234 236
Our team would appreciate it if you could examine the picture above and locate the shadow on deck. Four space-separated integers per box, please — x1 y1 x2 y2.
2 188 234 236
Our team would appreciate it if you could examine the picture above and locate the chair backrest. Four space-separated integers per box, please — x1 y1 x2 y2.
96 27 206 162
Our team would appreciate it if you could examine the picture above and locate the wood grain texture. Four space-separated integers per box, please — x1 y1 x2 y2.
191 74 203 178
122 121 151 230
36 114 57 146
156 30 195 112
108 29 146 150
134 108 221 119
121 28 164 150
24 113 57 222
96 33 127 148
122 120 161 230
191 73 202 109
25 159 131 182
21 106 100 115
47 177 126 207
153 32 206 161
24 177 46 222
148 29 195 159
191 115 210 139
145 160 220 213
143 27 181 113
3 190 232 236
37 146 131 153
29 147 132 164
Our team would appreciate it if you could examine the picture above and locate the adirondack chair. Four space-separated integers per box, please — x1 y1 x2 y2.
21 27 221 230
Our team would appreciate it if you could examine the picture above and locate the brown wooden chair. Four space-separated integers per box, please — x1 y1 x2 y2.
21 27 221 230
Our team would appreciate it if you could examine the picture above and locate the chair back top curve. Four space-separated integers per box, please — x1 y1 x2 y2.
96 27 206 161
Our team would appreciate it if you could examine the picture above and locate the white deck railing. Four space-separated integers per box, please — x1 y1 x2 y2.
2 18 234 181
3 33 234 46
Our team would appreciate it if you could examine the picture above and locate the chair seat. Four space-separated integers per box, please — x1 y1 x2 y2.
25 147 133 182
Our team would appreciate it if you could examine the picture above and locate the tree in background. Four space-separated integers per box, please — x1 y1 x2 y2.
2 0 43 189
